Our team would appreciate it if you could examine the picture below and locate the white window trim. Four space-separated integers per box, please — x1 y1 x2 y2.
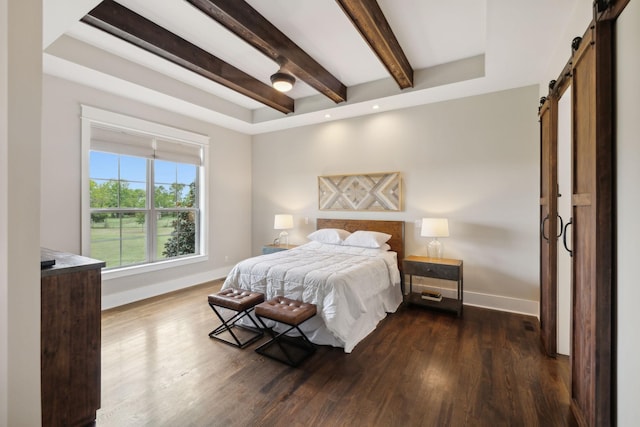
81 105 209 279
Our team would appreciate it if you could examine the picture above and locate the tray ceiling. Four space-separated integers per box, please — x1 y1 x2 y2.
43 0 581 134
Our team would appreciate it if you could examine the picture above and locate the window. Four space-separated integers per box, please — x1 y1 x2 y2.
82 106 208 275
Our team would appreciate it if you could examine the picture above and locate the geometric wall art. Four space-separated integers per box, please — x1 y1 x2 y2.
318 172 402 211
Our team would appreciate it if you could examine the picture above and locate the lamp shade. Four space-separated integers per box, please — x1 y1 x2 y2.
420 218 449 237
274 214 294 230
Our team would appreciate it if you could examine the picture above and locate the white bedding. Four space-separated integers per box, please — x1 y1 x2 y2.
222 241 403 353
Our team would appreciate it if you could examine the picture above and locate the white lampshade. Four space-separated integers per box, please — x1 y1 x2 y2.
274 214 293 246
420 218 449 237
274 214 294 230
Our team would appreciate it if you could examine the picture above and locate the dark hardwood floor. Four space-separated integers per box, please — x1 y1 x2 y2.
97 281 575 427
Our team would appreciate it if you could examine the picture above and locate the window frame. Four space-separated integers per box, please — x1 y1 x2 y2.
81 105 209 279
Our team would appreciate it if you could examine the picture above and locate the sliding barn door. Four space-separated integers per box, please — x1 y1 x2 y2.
538 96 558 357
569 20 614 427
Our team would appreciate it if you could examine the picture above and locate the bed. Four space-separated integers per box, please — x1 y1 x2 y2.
221 219 405 353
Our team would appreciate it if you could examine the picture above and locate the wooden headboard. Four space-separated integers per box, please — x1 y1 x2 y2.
316 218 405 271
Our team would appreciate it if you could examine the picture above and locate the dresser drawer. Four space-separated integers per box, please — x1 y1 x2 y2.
403 259 460 281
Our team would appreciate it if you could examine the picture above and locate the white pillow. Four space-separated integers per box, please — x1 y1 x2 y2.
342 230 392 248
307 228 351 244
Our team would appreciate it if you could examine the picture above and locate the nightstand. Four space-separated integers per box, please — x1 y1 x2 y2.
262 244 298 255
403 255 463 316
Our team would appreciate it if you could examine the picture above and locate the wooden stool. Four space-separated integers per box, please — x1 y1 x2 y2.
208 288 264 348
254 296 317 367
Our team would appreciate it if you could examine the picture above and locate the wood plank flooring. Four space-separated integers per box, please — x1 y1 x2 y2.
97 281 575 427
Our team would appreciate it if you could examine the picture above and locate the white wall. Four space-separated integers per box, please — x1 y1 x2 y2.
616 2 640 424
41 75 253 308
252 86 540 314
3 0 42 425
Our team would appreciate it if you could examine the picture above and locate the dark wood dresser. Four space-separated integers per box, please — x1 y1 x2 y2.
40 248 105 427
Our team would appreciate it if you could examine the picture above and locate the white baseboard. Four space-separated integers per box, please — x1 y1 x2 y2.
463 291 539 318
101 265 232 310
410 283 539 318
104 270 540 318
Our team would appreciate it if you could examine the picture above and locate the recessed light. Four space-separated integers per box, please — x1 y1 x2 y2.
372 104 380 110
324 114 331 119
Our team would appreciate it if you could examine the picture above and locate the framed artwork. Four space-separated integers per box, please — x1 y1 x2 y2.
318 172 402 211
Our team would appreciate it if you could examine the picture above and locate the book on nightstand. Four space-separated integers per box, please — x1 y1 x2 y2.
421 290 443 302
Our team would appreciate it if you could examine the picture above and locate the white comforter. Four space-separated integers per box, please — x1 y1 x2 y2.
222 241 402 352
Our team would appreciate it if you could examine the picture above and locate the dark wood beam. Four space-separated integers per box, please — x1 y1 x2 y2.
336 0 413 89
186 0 347 104
82 0 294 114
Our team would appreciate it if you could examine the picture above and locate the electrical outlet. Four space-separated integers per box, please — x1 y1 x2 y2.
224 255 229 262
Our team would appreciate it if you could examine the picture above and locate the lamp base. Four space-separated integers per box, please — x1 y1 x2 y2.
279 231 289 247
427 238 443 258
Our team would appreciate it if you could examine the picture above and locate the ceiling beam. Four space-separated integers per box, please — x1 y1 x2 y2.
336 0 413 89
186 0 347 104
82 0 294 114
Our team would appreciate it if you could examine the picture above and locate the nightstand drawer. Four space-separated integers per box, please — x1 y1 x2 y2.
403 259 460 281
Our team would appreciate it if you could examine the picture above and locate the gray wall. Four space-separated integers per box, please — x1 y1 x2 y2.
252 86 540 314
1 0 43 425
41 75 253 308
0 1 7 422
616 1 640 423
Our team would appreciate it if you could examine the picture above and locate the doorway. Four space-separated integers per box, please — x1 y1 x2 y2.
556 87 571 356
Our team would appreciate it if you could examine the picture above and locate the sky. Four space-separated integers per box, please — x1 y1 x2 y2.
90 151 197 188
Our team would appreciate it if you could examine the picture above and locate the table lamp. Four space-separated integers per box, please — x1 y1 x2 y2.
421 218 449 258
274 214 294 246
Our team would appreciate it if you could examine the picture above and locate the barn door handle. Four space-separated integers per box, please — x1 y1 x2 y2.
556 214 564 238
540 214 549 241
562 218 573 257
